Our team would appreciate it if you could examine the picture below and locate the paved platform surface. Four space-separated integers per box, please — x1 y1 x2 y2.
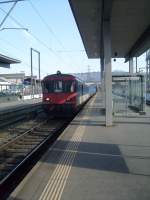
0 98 42 113
9 92 150 200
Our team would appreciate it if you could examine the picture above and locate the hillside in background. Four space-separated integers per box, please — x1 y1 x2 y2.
73 72 101 82
73 70 130 83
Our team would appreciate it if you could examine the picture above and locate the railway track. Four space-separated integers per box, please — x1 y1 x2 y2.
0 96 91 199
0 119 39 147
0 103 42 128
0 117 70 199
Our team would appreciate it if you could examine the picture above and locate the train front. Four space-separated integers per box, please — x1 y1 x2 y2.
42 73 77 116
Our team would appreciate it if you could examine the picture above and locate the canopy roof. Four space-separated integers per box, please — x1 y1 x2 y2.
69 0 150 60
0 53 20 68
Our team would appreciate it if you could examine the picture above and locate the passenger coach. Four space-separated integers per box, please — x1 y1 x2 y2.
42 71 96 115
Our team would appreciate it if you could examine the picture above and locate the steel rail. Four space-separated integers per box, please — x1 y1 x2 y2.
0 120 47 151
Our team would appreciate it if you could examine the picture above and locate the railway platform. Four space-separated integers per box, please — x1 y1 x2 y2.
0 98 42 114
9 92 150 200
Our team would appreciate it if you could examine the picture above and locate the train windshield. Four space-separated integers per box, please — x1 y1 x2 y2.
43 80 75 93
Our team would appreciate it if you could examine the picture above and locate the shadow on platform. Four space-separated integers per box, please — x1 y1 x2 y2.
42 140 129 174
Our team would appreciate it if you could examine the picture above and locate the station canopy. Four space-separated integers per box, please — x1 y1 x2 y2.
0 53 21 68
69 0 150 61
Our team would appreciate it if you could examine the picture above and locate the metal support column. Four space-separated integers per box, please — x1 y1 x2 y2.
129 57 133 105
38 52 41 95
146 50 150 95
100 57 104 82
100 57 104 92
30 48 34 98
129 57 134 74
135 57 138 73
103 20 112 126
30 48 41 98
100 57 105 107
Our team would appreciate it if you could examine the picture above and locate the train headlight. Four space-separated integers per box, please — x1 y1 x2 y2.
46 97 50 101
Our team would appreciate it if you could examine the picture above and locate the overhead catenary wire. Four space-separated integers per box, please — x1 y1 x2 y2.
28 0 82 66
0 0 18 28
0 37 50 75
0 1 90 75
0 6 71 67
0 0 25 4
55 50 85 53
29 0 66 51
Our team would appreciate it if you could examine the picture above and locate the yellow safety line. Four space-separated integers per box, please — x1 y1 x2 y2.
44 142 79 199
39 143 77 200
39 135 80 200
39 95 96 200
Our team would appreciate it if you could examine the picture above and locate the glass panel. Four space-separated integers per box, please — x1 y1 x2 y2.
112 74 145 115
54 80 63 92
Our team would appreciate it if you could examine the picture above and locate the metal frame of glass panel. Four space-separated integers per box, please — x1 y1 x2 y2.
112 74 145 115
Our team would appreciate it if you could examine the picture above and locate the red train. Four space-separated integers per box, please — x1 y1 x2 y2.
42 71 97 115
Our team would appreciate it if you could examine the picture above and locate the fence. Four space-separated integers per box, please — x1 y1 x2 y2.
0 83 42 102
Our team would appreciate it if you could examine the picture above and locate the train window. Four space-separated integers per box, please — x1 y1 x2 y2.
54 80 63 92
43 80 76 93
64 80 75 93
42 81 49 93
82 85 83 95
42 80 59 93
77 82 82 94
70 83 74 92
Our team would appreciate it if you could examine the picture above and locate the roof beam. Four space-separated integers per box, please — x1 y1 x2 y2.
100 0 113 58
103 0 113 21
125 25 150 62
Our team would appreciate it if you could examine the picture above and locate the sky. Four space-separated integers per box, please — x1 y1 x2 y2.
0 0 147 78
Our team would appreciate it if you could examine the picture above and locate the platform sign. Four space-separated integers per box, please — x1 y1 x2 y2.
112 76 140 82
